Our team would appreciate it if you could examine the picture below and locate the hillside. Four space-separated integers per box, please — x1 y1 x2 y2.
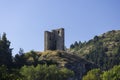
69 30 120 70
23 30 120 80
23 50 97 80
1 30 120 80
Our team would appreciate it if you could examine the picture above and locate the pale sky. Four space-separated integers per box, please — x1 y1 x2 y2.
0 0 120 55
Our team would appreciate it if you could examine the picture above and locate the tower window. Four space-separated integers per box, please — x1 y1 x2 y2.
58 31 60 34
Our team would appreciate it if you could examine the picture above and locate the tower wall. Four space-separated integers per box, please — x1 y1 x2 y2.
44 31 52 50
56 28 64 50
44 28 64 51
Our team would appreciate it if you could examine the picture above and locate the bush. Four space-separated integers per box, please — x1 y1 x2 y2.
20 64 74 80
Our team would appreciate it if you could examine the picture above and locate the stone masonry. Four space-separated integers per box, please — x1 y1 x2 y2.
44 28 64 51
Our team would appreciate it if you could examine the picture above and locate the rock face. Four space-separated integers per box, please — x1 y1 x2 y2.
44 28 64 51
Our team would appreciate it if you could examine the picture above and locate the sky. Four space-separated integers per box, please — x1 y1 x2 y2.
0 0 120 55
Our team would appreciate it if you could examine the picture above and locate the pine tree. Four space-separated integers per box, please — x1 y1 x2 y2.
0 33 13 67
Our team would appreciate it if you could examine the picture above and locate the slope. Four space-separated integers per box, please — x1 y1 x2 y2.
20 50 97 80
69 30 120 70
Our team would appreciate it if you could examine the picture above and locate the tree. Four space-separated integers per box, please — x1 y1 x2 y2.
70 44 75 49
82 69 102 80
0 33 13 67
20 64 74 80
78 41 82 48
30 50 40 66
14 48 26 68
94 35 99 42
0 65 22 80
0 65 9 79
74 41 79 47
19 48 24 55
83 65 120 80
14 53 27 68
102 65 120 80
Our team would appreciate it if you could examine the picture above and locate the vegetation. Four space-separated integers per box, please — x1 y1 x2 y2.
0 30 120 80
20 64 74 80
70 30 120 70
82 65 120 80
0 33 74 80
0 33 13 68
102 65 120 80
82 69 102 80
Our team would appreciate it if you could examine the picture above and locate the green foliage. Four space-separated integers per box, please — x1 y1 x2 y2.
0 30 120 80
85 46 108 70
29 50 40 66
70 41 84 50
94 35 99 42
0 33 13 67
0 33 75 80
83 65 120 80
20 64 74 80
70 30 120 70
0 65 22 80
70 44 75 49
0 65 9 79
14 53 27 68
102 65 120 80
82 69 102 80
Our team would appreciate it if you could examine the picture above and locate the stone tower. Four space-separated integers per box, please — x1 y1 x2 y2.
44 28 64 51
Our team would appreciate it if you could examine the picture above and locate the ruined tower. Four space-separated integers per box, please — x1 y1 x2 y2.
44 28 64 51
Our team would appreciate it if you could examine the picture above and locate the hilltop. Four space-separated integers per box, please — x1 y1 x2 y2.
70 30 120 55
21 50 97 80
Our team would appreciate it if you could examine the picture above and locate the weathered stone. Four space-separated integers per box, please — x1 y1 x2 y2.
44 28 64 51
